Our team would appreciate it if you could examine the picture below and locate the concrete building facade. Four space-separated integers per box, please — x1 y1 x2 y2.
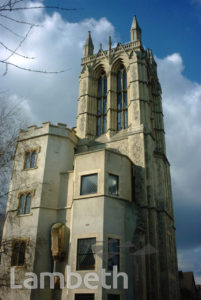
0 16 180 300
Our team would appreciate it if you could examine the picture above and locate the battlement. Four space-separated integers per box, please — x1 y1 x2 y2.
19 121 78 144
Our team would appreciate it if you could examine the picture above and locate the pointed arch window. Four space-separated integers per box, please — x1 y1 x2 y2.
97 72 107 136
117 67 128 131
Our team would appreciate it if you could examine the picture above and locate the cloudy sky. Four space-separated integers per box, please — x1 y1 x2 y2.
1 0 201 284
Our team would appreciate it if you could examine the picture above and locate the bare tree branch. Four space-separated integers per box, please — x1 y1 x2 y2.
0 40 35 59
0 0 24 10
3 24 34 62
1 60 70 75
0 13 41 27
0 0 77 74
1 5 77 12
0 21 23 37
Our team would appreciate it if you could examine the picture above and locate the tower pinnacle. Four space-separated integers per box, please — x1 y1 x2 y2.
130 15 142 42
83 31 94 57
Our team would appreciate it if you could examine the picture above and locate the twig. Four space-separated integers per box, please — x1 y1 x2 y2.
3 24 34 62
1 60 70 74
0 22 22 37
0 41 35 60
1 6 77 12
0 13 41 27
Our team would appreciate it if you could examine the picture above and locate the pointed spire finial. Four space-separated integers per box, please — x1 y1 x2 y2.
130 15 142 42
83 31 94 57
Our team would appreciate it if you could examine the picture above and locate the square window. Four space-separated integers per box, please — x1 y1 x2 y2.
75 294 94 300
81 174 98 195
77 238 96 270
108 174 119 195
108 238 120 271
11 240 26 266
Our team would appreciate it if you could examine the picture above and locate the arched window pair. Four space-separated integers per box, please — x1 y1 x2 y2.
96 66 128 136
18 193 31 215
24 150 37 169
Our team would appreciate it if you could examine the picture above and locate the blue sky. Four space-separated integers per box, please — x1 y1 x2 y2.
0 0 201 285
45 0 201 81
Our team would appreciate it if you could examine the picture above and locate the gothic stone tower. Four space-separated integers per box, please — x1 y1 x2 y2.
76 16 180 300
0 16 180 300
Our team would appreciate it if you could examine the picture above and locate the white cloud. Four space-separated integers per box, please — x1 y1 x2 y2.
156 54 201 284
1 1 116 125
156 53 201 206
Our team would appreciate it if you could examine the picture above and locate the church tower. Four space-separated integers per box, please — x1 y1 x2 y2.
0 16 180 300
76 15 180 300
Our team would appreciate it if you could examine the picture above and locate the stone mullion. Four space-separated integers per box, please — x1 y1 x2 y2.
121 72 124 129
101 79 104 134
109 72 117 133
106 71 112 135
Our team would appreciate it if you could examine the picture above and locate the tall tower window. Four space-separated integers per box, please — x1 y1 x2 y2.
117 67 128 131
97 72 107 136
11 240 27 266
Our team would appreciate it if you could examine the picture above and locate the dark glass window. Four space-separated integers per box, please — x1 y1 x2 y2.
11 240 26 266
25 152 31 169
81 174 98 195
77 238 96 270
117 112 122 131
75 294 94 300
108 295 120 300
117 66 128 131
24 194 31 214
24 150 37 169
18 194 25 215
97 72 107 136
18 193 31 215
30 151 37 168
108 238 120 271
108 174 119 195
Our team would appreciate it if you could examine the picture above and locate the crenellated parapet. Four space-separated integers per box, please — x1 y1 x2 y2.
19 121 78 145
